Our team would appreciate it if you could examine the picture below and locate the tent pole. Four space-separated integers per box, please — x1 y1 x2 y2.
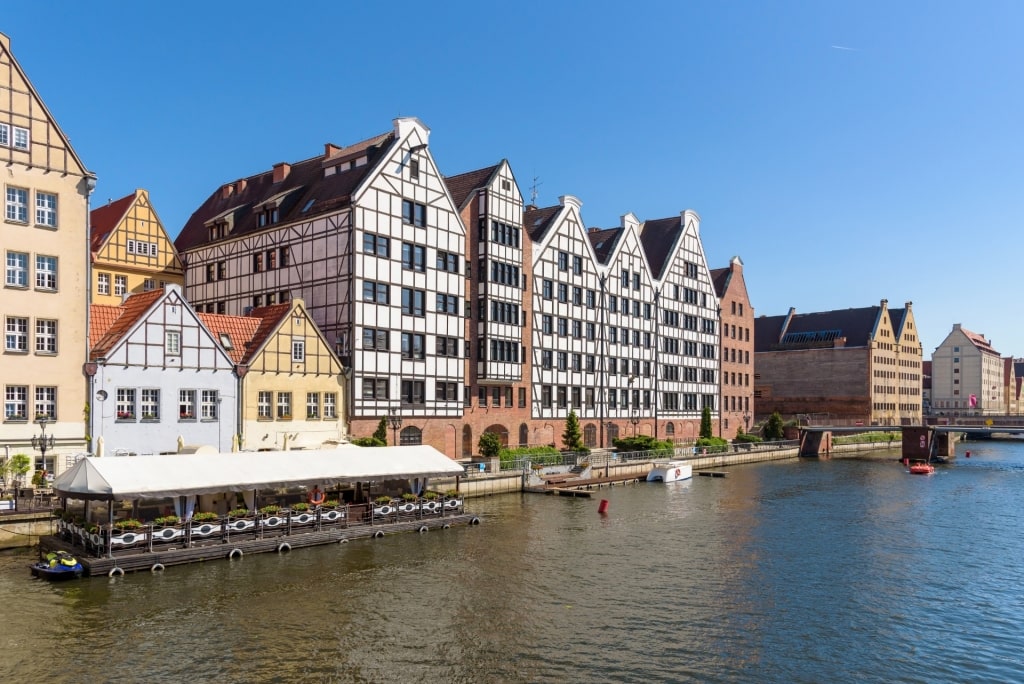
107 500 114 559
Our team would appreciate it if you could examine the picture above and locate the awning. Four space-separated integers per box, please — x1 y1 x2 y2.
52 445 464 501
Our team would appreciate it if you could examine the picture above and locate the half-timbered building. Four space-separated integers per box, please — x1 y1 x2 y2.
0 32 96 474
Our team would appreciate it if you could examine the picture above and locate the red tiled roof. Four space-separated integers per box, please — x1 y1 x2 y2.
961 327 999 355
197 313 263 365
89 304 124 349
90 193 135 253
89 289 164 359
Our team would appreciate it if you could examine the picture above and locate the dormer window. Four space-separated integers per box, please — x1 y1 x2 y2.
257 207 278 227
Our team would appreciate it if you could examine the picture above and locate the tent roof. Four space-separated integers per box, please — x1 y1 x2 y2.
53 446 464 501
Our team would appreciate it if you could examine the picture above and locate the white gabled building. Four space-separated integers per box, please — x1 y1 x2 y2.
176 118 466 453
88 285 238 455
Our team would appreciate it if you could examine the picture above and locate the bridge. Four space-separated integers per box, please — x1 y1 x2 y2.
797 424 1024 461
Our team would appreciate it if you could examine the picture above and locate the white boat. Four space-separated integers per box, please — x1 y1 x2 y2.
647 460 693 483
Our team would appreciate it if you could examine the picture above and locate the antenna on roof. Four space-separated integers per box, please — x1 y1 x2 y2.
530 176 542 205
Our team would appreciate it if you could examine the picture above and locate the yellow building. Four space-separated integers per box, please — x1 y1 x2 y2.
90 189 183 305
199 299 348 451
0 33 95 474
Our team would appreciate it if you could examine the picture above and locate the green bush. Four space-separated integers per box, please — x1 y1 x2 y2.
352 436 386 447
228 508 250 518
498 445 561 466
733 432 763 444
613 435 674 454
192 511 218 522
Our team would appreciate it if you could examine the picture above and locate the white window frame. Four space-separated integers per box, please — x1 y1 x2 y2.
35 255 57 290
143 278 155 291
6 187 27 223
35 319 57 354
114 275 127 296
178 389 196 420
292 338 305 362
4 385 27 420
257 391 272 419
200 390 218 420
306 392 319 419
35 191 57 227
324 393 337 419
166 330 181 355
277 392 292 419
12 126 28 151
5 316 28 352
34 386 56 420
6 251 27 287
116 388 136 420
97 272 110 295
0 124 8 146
141 388 160 420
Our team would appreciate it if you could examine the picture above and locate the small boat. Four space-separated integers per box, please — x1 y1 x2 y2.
908 460 935 476
647 460 693 483
30 551 84 580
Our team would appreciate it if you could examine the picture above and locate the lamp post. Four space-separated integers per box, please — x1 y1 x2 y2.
32 415 56 479
743 412 750 433
388 409 402 446
630 409 640 437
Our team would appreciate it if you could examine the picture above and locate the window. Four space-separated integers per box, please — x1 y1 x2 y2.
542 315 552 334
306 392 320 419
35 386 56 419
542 280 553 299
621 270 629 288
609 296 617 314
140 388 159 420
519 387 527 408
541 385 552 409
437 250 459 273
6 187 27 222
402 332 425 359
291 338 305 362
436 382 458 402
586 322 595 340
557 318 568 336
279 247 290 267
177 389 195 419
402 288 425 316
633 272 641 290
34 192 57 227
542 350 552 369
362 377 389 399
572 255 582 275
5 316 28 351
97 273 110 295
558 251 569 271
253 253 264 272
35 319 57 353
572 287 582 305
401 379 425 405
116 388 136 420
490 220 520 247
35 255 57 290
363 281 390 304
5 251 27 287
437 336 460 357
5 385 27 420
557 352 567 371
12 126 28 150
267 249 277 270
557 283 568 302
276 391 292 419
363 328 389 350
114 275 127 296
587 355 596 372
586 290 595 308
402 243 426 271
402 199 426 227
165 330 181 355
256 391 272 418
324 393 337 418
436 293 458 314
0 124 6 146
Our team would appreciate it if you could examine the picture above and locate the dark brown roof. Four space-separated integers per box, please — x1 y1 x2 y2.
174 132 395 252
524 204 562 242
638 216 682 279
90 193 135 253
709 267 730 298
588 227 622 264
443 164 499 211
754 305 905 352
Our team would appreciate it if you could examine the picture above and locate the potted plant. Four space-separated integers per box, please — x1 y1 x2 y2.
192 511 218 523
142 412 158 420
423 491 440 500
291 502 310 512
154 515 180 527
113 518 143 531
401 492 418 502
322 499 340 509
228 508 250 518
374 495 392 505
259 504 281 515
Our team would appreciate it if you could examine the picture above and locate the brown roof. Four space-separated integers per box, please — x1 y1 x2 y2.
174 131 395 253
638 216 683 279
443 164 500 211
754 304 904 352
89 304 124 349
90 193 135 253
89 289 164 359
524 204 562 242
587 227 622 264
709 267 730 298
960 327 999 355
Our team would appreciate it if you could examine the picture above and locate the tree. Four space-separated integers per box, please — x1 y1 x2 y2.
562 410 583 451
7 453 30 488
764 411 785 440
373 417 388 444
700 405 713 439
478 432 502 460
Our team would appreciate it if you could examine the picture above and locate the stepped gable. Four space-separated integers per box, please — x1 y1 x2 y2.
89 289 164 360
444 164 500 210
588 227 621 264
89 193 135 253
524 204 561 242
638 216 681 279
175 131 394 252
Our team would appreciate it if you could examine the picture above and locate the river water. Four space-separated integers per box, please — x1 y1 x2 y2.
2 441 1023 683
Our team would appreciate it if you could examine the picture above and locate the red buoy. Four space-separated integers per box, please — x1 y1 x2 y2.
966 451 971 458
598 499 609 515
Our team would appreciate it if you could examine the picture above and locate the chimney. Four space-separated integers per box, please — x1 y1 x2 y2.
324 143 341 158
221 184 234 199
272 163 291 183
236 179 247 193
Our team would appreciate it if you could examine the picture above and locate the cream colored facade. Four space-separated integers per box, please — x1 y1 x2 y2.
91 189 183 306
0 33 95 475
237 300 347 450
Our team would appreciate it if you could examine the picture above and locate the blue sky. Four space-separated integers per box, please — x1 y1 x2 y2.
7 1 1023 357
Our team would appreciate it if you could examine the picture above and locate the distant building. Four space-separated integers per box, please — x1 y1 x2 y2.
754 300 922 426
90 189 184 305
0 33 96 474
930 324 1003 416
711 257 754 436
922 360 932 415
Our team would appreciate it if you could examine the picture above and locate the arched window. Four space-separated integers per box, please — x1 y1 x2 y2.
484 424 509 447
583 423 597 447
462 425 473 458
400 426 422 446
519 423 529 447
665 422 676 440
607 423 619 445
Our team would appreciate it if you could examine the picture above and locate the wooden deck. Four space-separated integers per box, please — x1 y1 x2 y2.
40 513 480 578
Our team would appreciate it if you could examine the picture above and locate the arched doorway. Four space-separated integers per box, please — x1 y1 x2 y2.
400 426 422 445
665 422 675 443
484 424 509 447
519 423 529 447
606 423 619 446
584 423 597 447
462 424 473 458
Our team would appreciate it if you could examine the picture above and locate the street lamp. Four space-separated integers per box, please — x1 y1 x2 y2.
743 412 750 433
630 409 640 437
388 409 402 446
32 415 56 478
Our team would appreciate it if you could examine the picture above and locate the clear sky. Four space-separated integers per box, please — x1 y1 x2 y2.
6 1 1023 357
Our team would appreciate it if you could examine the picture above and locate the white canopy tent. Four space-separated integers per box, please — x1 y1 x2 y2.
53 446 464 501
